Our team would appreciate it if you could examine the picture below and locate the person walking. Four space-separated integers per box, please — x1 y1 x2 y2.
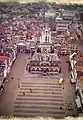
23 92 25 95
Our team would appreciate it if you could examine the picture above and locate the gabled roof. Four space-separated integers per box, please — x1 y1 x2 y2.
0 56 8 61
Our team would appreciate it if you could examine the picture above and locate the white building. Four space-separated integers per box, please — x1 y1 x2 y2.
62 10 76 20
39 24 52 53
40 24 52 44
27 24 61 75
45 9 56 18
56 20 69 31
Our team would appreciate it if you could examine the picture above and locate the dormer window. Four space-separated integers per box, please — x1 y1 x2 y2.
46 31 47 33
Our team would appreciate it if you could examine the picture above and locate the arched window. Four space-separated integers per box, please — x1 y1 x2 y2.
37 68 39 71
41 63 43 66
55 68 59 72
46 63 49 66
32 67 35 71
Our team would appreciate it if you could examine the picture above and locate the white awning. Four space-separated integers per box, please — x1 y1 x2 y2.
75 96 81 108
71 71 75 79
17 42 25 46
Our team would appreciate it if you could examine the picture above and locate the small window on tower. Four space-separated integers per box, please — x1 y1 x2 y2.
45 36 47 42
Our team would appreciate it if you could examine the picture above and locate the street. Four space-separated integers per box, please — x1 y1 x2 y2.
60 56 77 116
0 53 77 118
0 53 26 116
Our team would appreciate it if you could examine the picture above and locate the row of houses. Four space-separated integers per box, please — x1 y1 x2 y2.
0 44 17 93
69 52 83 112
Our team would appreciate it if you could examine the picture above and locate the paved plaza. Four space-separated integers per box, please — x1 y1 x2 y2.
13 78 65 118
0 54 77 118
